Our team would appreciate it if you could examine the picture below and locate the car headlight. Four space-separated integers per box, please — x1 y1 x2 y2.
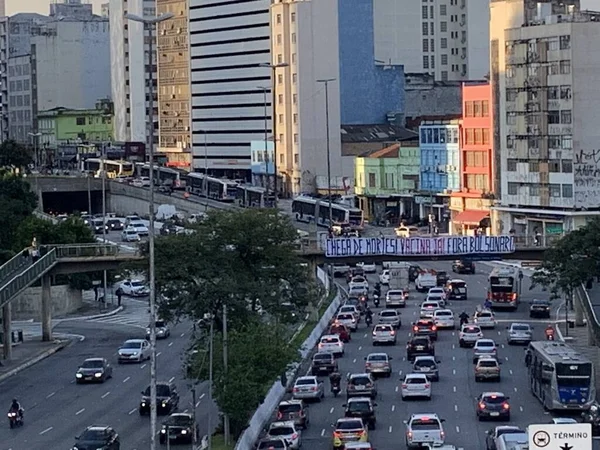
132 352 139 356
141 402 147 407
94 373 102 378
162 401 168 406
161 429 166 434
181 429 188 434
76 373 83 378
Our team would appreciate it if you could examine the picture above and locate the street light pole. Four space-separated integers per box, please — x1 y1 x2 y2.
28 132 41 168
207 317 214 450
317 78 335 225
125 12 174 450
101 143 108 305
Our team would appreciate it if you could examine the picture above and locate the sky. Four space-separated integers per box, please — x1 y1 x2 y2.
7 0 600 15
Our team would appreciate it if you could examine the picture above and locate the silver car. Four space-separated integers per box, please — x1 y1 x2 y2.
118 339 151 363
372 324 397 345
364 352 393 377
378 309 401 329
292 376 324 401
412 356 440 382
473 339 498 363
507 323 533 345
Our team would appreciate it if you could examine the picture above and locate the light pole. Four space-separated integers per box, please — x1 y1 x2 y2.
259 62 288 206
101 143 108 305
28 132 41 168
317 78 335 225
257 86 271 199
125 12 174 450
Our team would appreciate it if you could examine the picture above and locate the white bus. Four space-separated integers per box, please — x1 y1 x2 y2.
527 341 596 411
135 164 186 190
83 158 134 178
186 173 238 202
235 185 275 208
291 195 364 229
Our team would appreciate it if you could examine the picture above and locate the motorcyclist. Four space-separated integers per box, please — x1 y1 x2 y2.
459 311 469 326
545 324 555 340
484 299 492 310
329 371 342 391
374 282 381 293
9 399 22 418
365 306 374 325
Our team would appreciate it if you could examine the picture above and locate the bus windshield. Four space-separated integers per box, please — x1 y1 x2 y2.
489 276 514 293
348 211 364 227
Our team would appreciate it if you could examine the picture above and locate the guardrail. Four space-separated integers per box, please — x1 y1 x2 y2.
575 284 600 345
0 252 29 286
53 243 121 258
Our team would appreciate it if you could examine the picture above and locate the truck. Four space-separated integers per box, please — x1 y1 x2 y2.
388 262 410 291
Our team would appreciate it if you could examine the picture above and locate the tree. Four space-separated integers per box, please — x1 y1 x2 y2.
151 209 315 329
0 139 33 169
0 174 38 260
531 219 600 297
14 216 96 252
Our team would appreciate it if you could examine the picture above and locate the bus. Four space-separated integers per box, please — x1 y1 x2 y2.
185 173 238 202
487 267 520 310
83 158 134 178
527 341 595 411
235 185 276 208
291 195 364 229
135 164 186 190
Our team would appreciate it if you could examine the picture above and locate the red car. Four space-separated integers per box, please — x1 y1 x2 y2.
329 324 351 342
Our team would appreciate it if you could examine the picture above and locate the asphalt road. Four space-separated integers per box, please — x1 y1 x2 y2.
2 320 217 450
298 260 587 450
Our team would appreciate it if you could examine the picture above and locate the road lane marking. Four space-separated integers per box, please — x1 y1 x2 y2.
451 332 455 337
353 359 357 363
181 333 185 337
123 377 130 383
398 370 402 376
347 372 351 378
509 370 513 375
102 392 111 399
199 393 205 400
157 352 162 357
453 386 457 392
520 406 524 412
330 407 335 414
514 387 518 392
505 357 509 361
141 364 147 369
501 344 505 349
389 426 393 433
498 331 502 335
452 356 456 361
168 342 173 347
391 405 396 412
321 429 326 436
456 426 460 433
169 376 175 383
76 408 85 415
454 405 458 412
363 334 368 338
408 333 412 337
40 427 53 435
452 344 455 349
358 346 362 351
452 369 456 375
129 408 137 415
46 392 55 399
395 386 399 392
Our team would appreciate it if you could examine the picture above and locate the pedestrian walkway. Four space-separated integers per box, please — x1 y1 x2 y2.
84 297 149 329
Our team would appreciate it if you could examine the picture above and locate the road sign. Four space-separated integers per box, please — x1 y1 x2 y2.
528 423 592 450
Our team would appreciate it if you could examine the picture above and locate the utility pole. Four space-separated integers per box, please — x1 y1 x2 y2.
222 303 230 444
101 145 108 304
207 317 214 450
87 175 92 214
317 78 335 225
191 386 197 448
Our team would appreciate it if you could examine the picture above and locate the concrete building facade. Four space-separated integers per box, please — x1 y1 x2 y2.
373 0 490 82
7 54 33 143
404 73 463 127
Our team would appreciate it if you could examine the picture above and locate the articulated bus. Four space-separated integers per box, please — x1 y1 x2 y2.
487 267 520 310
135 164 186 190
527 341 596 411
185 173 238 202
291 195 364 229
83 158 134 178
235 185 275 208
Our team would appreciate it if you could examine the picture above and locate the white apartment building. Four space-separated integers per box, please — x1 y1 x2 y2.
270 0 343 195
188 0 271 178
373 0 489 81
109 0 157 145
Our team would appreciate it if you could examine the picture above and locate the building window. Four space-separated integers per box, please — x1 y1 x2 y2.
439 128 446 143
440 21 447 32
279 134 284 144
292 94 297 104
507 159 517 171
560 35 571 50
291 12 296 22
278 94 283 104
548 86 559 99
473 101 482 117
430 55 435 68
422 22 428 36
423 39 429 52
547 110 560 124
561 110 572 124
292 73 297 83
548 38 559 51
368 173 376 188
441 38 447 49
422 5 428 19
276 34 282 45
293 113 298 124
23 95 30 106
386 173 394 189
76 117 85 125
465 128 474 145
23 79 29 90
440 4 447 15
549 160 560 172
529 161 539 172
278 74 283 84
474 129 482 145
507 182 518 195
441 54 448 65
276 14 281 24
277 54 283 64
430 22 434 35
548 136 561 149
507 136 514 148
549 183 561 197
433 127 439 143
482 100 489 116
423 55 429 69
278 114 283 124
562 159 573 173
482 128 490 145
294 154 299 164
291 33 296 44
431 39 435 52
451 127 458 143
292 53 296 63
465 101 473 117
562 135 572 149
562 184 573 198
293 133 298 144
441 71 448 81
560 60 571 74
280 153 284 164
530 184 540 196
560 85 572 99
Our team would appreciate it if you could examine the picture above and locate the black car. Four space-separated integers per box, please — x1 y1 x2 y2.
408 265 421 282
75 357 113 383
406 336 435 361
73 425 120 450
140 382 179 415
106 218 124 231
160 222 179 236
311 352 338 376
452 259 475 274
476 392 511 421
447 280 468 300
412 319 438 340
529 299 551 318
344 397 377 429
436 271 449 287
159 413 198 444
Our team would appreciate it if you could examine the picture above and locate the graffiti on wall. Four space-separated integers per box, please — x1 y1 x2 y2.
574 149 600 207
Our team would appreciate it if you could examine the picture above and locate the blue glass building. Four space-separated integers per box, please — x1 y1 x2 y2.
338 0 404 125
419 121 461 193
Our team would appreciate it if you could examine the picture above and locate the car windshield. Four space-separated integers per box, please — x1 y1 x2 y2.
479 312 493 318
269 426 294 436
80 429 108 441
278 404 301 414
417 321 433 327
155 321 166 328
348 401 370 411
412 338 429 345
322 337 339 343
337 420 363 430
350 376 370 385
436 311 452 317
144 385 171 396
167 415 192 426
478 341 495 348
415 359 435 368
126 230 137 234
483 395 507 404
296 378 315 386
131 281 145 287
411 420 440 430
133 223 145 228
375 326 392 332
388 290 403 295
367 355 387 361
81 360 103 368
381 311 397 317
533 300 549 305
512 325 530 331
338 314 352 320
479 360 498 367
464 327 481 333
314 353 332 361
341 307 355 312
405 377 427 384
122 341 141 349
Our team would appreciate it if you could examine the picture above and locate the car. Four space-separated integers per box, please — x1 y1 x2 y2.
401 373 432 400
346 373 377 399
349 276 369 290
409 265 421 282
266 421 302 450
474 309 497 329
433 309 455 329
340 304 361 321
473 339 498 363
413 319 438 340
75 357 113 383
121 228 141 242
506 323 533 345
356 262 377 273
349 285 369 298
125 214 141 225
395 225 420 237
346 267 366 282
425 293 446 307
329 323 351 342
427 287 447 302
530 299 551 318
311 352 338 376
318 334 344 356
476 392 511 421
485 426 524 450
344 397 377 430
335 313 358 331
90 218 109 234
73 426 120 450
106 218 124 231
412 356 440 381
446 279 468 300
378 309 401 328
118 339 151 363
475 356 501 382
344 443 374 450
276 400 309 429
345 297 365 315
364 352 392 377
257 438 289 449
420 301 443 318
372 324 396 345
146 320 170 340
119 279 149 297
416 272 437 292
160 222 180 236
404 413 445 448
452 259 475 274
331 263 350 277
406 336 435 361
435 271 449 287
385 289 408 307
140 382 179 415
129 221 149 236
379 270 390 285
332 417 369 449
458 325 483 348
159 413 198 444
292 376 324 401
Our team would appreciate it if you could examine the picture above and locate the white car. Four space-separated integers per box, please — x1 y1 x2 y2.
420 301 443 318
507 323 533 345
117 339 151 363
459 324 483 347
129 221 149 236
349 276 369 291
474 309 497 329
425 293 446 308
336 313 358 331
356 262 377 273
318 335 344 356
348 285 368 297
550 418 578 424
428 287 447 301
386 289 407 308
404 414 446 448
119 279 150 297
401 373 431 400
339 305 360 321
266 421 302 450
433 309 455 329
473 339 498 363
379 270 390 285
372 324 397 345
292 376 324 401
121 228 141 242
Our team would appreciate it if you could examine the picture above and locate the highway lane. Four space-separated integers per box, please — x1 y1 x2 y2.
2 320 216 449
299 261 565 450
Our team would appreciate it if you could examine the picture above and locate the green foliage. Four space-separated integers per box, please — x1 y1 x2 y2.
188 322 297 436
14 216 95 251
0 139 33 168
0 174 37 260
531 219 600 297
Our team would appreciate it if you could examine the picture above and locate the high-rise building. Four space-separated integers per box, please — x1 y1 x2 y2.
110 0 157 147
156 0 191 169
373 0 490 81
49 0 93 20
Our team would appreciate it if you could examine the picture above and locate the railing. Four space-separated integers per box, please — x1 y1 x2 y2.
575 284 600 345
53 243 121 258
0 251 30 285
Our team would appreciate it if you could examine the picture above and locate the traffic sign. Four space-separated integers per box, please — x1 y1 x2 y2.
529 423 591 450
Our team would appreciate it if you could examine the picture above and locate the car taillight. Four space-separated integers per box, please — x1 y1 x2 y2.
441 431 445 439
391 330 395 335
352 319 356 323
479 403 486 409
357 430 365 436
503 403 510 409
402 384 407 388
293 388 299 392
277 412 283 419
407 432 413 438
424 384 430 388
333 432 342 438
432 326 437 331
372 331 377 336
318 344 324 349
311 386 317 391
511 293 517 300
366 363 372 367
292 433 298 439
413 326 418 332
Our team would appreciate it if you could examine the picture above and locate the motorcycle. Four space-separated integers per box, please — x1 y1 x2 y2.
365 314 373 327
459 315 469 327
373 294 380 308
7 409 23 429
582 404 600 435
331 383 341 397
